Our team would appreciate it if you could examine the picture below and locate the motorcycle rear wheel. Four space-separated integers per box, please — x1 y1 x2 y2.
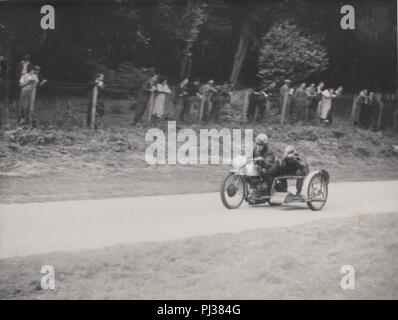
220 173 247 209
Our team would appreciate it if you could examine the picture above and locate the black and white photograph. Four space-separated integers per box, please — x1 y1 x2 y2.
0 0 397 304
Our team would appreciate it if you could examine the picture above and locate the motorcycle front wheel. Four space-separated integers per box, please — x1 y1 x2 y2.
220 173 247 209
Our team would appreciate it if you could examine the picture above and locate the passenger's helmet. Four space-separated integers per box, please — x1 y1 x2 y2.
284 145 296 158
255 133 269 146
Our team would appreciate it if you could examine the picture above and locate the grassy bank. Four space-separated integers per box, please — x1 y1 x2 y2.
0 94 397 203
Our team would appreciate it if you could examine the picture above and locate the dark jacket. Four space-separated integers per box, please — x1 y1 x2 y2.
253 146 277 170
211 86 230 105
141 77 157 94
186 82 200 97
281 152 309 175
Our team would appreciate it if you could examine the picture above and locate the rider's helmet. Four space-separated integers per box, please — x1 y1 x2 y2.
255 133 269 146
284 145 296 158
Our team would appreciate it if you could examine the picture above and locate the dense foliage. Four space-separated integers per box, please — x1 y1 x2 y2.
0 0 396 91
258 21 329 84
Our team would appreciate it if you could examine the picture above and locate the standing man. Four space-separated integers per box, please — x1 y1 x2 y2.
293 83 308 121
280 79 292 124
256 82 275 122
359 90 372 129
19 65 46 126
179 78 201 122
247 86 263 122
199 79 217 122
175 78 188 105
16 54 32 77
371 93 384 131
132 73 158 125
350 89 367 126
209 82 230 124
305 83 317 120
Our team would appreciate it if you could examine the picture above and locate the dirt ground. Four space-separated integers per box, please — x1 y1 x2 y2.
0 95 398 203
0 212 397 299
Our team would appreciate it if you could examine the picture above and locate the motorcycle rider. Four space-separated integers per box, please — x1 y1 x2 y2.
253 133 280 195
280 145 309 195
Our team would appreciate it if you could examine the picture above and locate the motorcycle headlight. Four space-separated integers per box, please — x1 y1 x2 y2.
232 156 247 169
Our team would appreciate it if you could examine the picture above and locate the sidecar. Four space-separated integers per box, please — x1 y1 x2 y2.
220 161 329 211
268 170 330 211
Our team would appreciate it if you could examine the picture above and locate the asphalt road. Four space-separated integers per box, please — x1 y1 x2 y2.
0 180 397 259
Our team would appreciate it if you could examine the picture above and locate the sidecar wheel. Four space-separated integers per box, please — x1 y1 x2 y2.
220 173 246 209
306 173 328 211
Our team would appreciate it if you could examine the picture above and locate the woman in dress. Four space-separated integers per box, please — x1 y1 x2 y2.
318 87 337 123
316 82 325 118
152 77 171 119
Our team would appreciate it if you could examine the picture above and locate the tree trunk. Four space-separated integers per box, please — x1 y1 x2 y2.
229 19 251 85
39 29 48 48
179 42 194 80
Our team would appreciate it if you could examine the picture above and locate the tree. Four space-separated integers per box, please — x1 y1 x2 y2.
258 21 329 84
147 0 208 80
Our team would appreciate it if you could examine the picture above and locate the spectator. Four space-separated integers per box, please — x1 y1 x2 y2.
247 82 275 123
280 79 292 124
209 82 230 124
19 65 46 126
315 82 325 118
359 90 373 129
258 82 275 122
350 89 366 126
293 83 308 121
152 77 171 120
132 73 158 125
318 87 337 123
199 79 217 122
16 54 32 77
175 78 188 107
179 78 201 122
371 93 384 131
305 83 317 120
247 85 264 122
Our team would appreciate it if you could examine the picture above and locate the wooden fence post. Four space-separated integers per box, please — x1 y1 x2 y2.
147 91 155 125
28 81 37 128
198 95 205 124
90 84 98 130
242 89 250 124
280 91 288 125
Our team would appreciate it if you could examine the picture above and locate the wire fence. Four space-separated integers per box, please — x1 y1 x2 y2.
0 79 397 130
